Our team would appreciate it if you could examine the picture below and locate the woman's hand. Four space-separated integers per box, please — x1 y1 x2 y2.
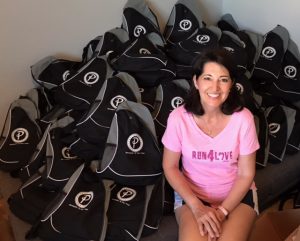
190 204 222 240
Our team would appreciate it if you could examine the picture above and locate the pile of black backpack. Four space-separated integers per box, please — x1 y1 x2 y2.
1 0 300 240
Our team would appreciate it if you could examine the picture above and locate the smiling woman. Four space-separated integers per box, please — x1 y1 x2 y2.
162 48 260 241
193 62 232 111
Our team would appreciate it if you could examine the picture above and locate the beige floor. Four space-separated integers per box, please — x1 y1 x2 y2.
0 192 15 241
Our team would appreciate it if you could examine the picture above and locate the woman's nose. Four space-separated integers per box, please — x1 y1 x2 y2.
211 80 220 91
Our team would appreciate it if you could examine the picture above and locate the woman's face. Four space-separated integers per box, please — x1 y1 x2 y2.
193 61 233 110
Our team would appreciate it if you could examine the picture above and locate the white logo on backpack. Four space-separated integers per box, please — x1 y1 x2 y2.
196 35 210 44
75 191 94 209
269 123 280 137
11 128 29 144
262 47 276 59
139 48 151 55
117 187 136 202
127 133 143 152
84 72 99 85
134 25 146 37
235 83 244 94
62 70 70 81
171 97 184 109
110 95 127 109
284 65 297 78
179 20 192 31
61 147 77 160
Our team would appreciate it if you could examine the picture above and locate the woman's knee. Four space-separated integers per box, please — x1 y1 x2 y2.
218 203 256 241
175 205 208 241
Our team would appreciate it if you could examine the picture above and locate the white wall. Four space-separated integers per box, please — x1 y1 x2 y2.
0 0 221 130
222 0 300 47
2 0 299 130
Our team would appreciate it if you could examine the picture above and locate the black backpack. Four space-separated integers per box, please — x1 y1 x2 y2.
219 31 248 77
165 26 221 66
251 25 289 90
163 0 206 79
251 95 270 168
31 56 81 90
39 116 84 191
164 0 204 44
107 35 176 87
217 13 239 34
142 175 164 236
70 72 141 160
266 105 296 162
165 26 221 79
105 183 154 241
152 79 190 145
18 112 83 183
269 39 300 103
0 96 42 172
53 55 113 110
8 168 58 224
91 101 162 185
82 28 129 63
286 109 300 154
18 123 50 183
26 164 112 241
122 0 164 44
76 72 141 144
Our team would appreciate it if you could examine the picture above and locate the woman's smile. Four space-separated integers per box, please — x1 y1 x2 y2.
193 61 233 110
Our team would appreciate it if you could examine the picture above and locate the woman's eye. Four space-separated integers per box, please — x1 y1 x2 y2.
220 78 229 83
203 76 211 81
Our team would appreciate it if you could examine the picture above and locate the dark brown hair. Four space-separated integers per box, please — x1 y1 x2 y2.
184 48 244 115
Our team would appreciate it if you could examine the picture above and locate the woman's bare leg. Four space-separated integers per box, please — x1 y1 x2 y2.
218 203 256 241
175 203 256 241
175 205 209 241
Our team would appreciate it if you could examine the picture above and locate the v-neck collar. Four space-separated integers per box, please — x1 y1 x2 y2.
188 111 234 141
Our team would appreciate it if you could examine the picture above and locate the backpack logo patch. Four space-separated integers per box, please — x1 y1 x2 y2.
179 20 192 31
171 97 184 109
139 48 151 55
269 123 280 137
75 191 94 209
195 35 210 44
134 25 146 37
84 72 99 85
11 128 29 144
61 147 77 160
284 65 297 78
62 70 71 81
127 133 143 153
117 187 136 202
235 83 244 94
262 47 276 59
110 95 127 109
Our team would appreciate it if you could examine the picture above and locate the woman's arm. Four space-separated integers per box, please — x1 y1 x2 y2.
163 147 221 238
219 152 256 214
163 147 200 209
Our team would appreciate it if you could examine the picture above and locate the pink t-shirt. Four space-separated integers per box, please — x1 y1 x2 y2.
162 105 260 204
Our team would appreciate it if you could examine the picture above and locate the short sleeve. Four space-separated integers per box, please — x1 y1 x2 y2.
161 109 182 153
239 109 260 155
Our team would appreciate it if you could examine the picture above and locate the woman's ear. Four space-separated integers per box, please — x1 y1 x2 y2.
193 75 198 89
